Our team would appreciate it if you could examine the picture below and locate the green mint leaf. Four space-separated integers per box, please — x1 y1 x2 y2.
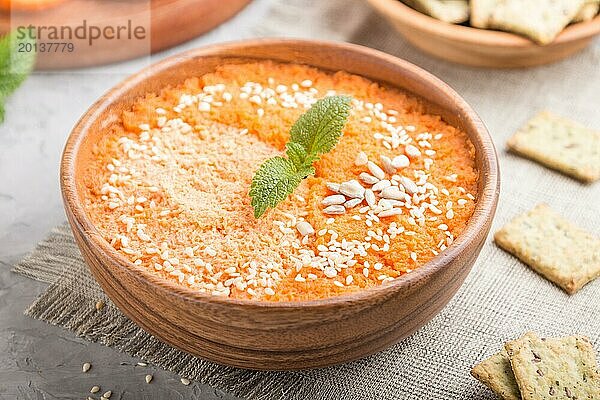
0 31 36 123
249 156 314 218
285 142 308 167
285 142 320 169
289 95 352 156
250 95 351 218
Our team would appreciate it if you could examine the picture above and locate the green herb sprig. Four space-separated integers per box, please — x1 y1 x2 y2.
0 31 36 123
249 95 352 218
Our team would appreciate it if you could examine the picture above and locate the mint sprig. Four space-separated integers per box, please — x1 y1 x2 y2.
0 31 36 123
249 95 352 218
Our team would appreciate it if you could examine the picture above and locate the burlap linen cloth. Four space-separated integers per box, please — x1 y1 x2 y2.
12 1 600 399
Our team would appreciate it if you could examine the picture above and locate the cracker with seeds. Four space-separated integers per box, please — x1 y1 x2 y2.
507 111 600 183
471 349 522 400
505 332 600 399
470 0 500 28
488 0 584 44
403 0 469 23
494 204 600 294
573 1 600 23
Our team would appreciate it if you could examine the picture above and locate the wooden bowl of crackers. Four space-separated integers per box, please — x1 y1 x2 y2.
366 0 600 68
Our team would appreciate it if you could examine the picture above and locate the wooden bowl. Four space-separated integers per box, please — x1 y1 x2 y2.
366 0 600 68
60 39 500 370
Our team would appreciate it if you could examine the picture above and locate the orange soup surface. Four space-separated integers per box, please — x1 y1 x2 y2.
82 61 478 301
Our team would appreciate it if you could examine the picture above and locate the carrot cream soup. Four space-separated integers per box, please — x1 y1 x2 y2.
82 61 478 301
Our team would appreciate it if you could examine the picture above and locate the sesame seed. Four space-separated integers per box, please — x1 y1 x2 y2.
380 155 396 174
405 144 421 158
457 199 467 206
380 186 408 201
326 218 335 225
326 182 341 193
180 378 191 385
82 362 91 373
296 221 315 237
378 209 402 218
360 172 380 185
264 287 275 296
90 386 100 394
323 205 346 215
339 180 366 199
354 151 369 166
248 95 262 104
365 189 376 207
367 161 386 180
95 300 105 311
392 155 410 169
322 194 346 206
399 177 418 195
438 224 448 231
300 79 313 87
344 198 363 209
103 391 112 399
145 374 153 383
372 180 391 192
333 281 344 288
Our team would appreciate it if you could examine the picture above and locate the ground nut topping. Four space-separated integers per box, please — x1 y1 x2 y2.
83 61 477 301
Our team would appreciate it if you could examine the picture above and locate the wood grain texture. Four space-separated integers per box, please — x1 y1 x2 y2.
60 39 500 370
0 0 251 70
366 0 600 68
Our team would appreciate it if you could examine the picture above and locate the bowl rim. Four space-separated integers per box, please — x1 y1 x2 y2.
61 38 500 310
366 0 600 47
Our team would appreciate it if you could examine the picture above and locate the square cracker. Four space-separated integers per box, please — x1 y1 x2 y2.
471 349 522 400
472 336 572 400
507 111 600 183
494 204 600 294
403 0 469 23
573 1 600 23
470 0 500 28
505 332 600 399
488 0 584 44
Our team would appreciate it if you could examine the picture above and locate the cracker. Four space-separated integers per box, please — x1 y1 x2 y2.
471 349 522 400
488 0 584 44
505 332 600 399
403 0 469 23
507 111 600 183
573 1 600 23
494 204 600 294
470 0 500 28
